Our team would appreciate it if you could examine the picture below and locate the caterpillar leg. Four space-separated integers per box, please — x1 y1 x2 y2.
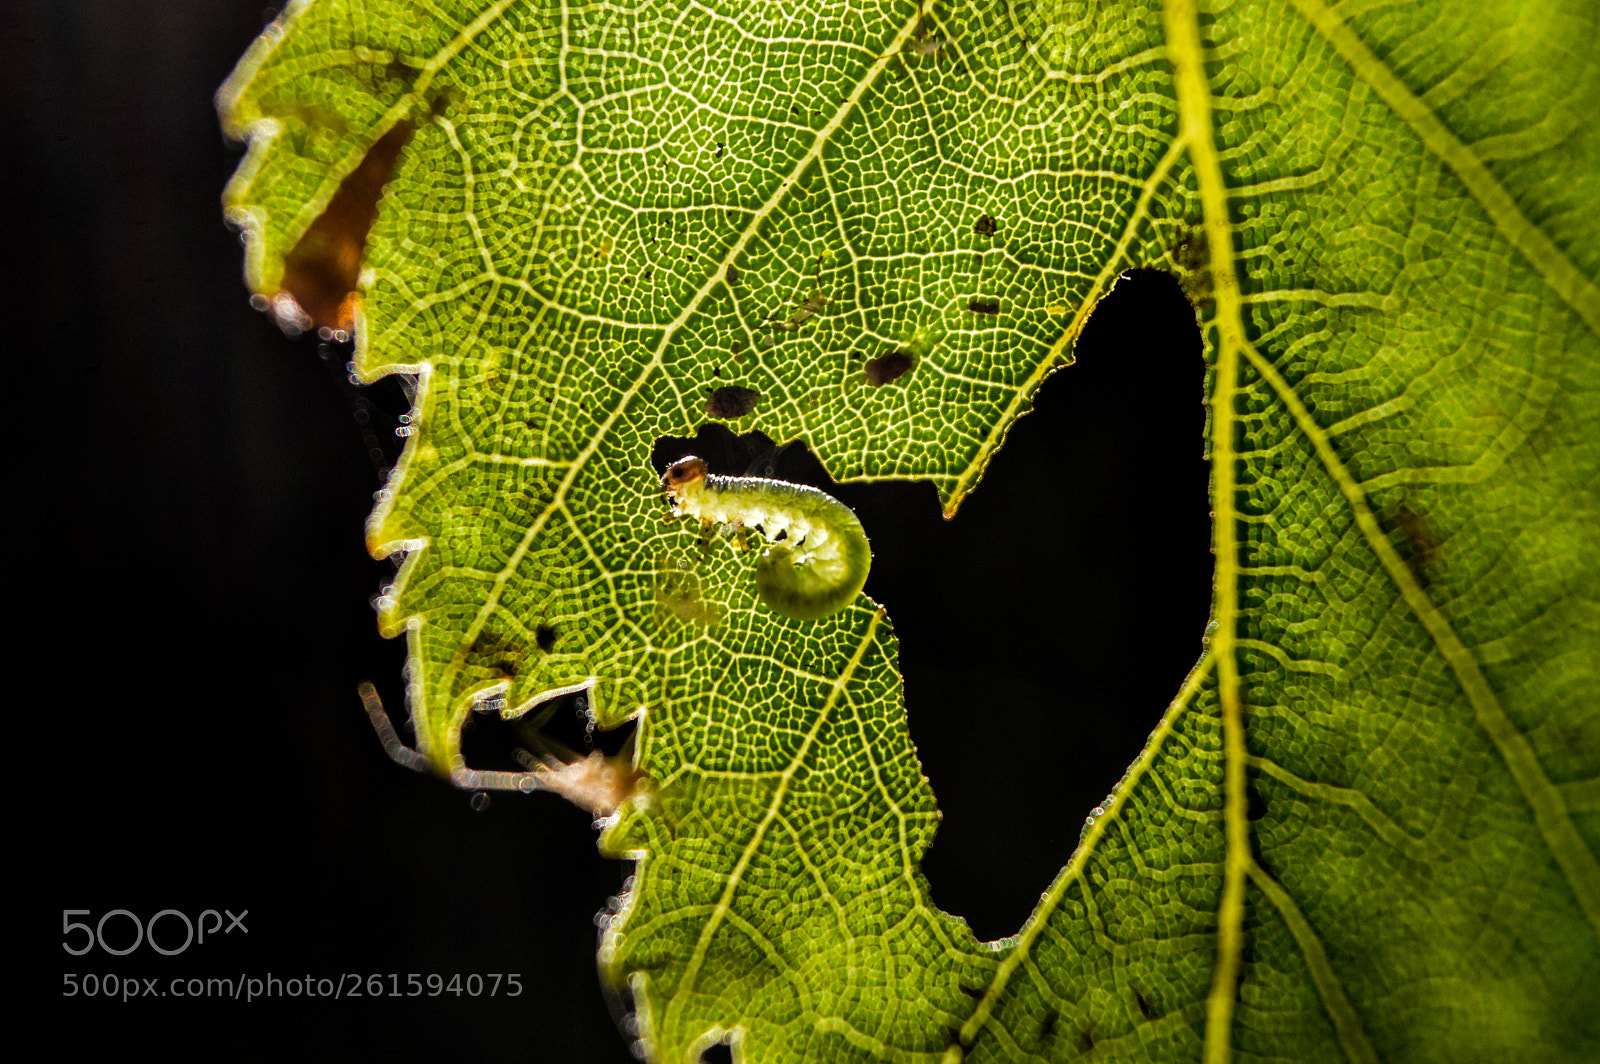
357 682 644 814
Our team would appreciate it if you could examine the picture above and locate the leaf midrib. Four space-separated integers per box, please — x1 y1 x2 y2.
955 0 1600 1060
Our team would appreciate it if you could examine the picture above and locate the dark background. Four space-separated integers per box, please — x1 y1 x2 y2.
16 2 1209 1059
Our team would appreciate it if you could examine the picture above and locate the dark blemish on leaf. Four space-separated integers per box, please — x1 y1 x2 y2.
714 140 726 159
864 350 915 386
642 268 653 281
1173 224 1206 269
725 264 740 286
1133 988 1152 1019
1391 502 1443 586
972 252 984 269
974 213 997 237
958 983 984 999
1172 224 1212 304
967 297 1000 315
1077 1026 1097 1053
275 120 415 332
705 386 759 419
768 292 831 331
1038 1011 1058 1043
384 57 419 85
468 628 522 678
470 628 512 655
1546 720 1596 757
535 624 557 653
425 82 463 118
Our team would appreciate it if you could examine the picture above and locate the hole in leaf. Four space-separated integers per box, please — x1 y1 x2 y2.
459 688 634 776
860 269 1209 941
653 426 803 481
650 271 1207 941
536 623 558 653
698 1042 733 1064
277 121 414 332
1247 780 1268 821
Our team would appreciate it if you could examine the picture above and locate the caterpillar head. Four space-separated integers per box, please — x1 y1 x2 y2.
662 455 709 496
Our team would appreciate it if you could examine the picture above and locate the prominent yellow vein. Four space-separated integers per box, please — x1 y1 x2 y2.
1288 0 1600 339
945 134 1185 514
944 651 1214 1062
1248 861 1379 1064
662 609 884 1037
423 6 935 763
1164 2 1250 1062
1239 335 1600 938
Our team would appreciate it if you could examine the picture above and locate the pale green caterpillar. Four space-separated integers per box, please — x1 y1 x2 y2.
661 456 872 620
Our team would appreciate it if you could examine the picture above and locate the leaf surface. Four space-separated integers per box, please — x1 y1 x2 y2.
220 0 1600 1059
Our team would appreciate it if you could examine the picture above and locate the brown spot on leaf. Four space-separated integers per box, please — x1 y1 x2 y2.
705 385 760 419
974 213 997 237
278 121 415 332
1391 502 1443 586
725 263 740 286
864 350 915 386
967 297 1000 315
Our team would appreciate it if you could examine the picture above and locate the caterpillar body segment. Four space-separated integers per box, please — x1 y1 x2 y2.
661 456 872 621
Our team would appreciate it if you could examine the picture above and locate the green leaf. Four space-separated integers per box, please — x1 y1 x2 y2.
220 0 1600 1060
